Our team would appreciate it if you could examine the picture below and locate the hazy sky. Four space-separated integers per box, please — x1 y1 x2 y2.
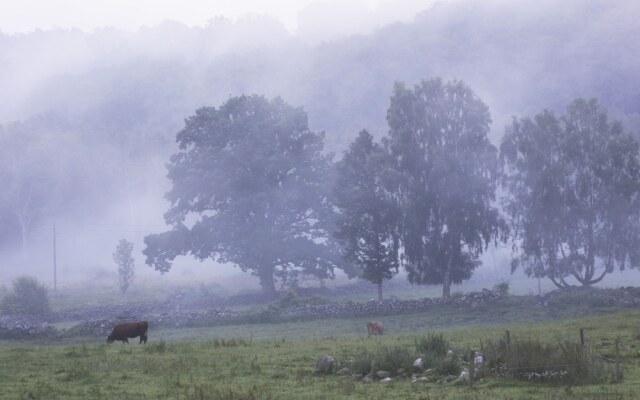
0 0 437 34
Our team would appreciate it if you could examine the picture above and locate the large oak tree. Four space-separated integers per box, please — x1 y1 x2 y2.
144 95 339 294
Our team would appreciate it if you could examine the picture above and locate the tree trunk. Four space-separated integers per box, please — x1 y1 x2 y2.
377 281 383 301
258 267 276 296
443 266 451 300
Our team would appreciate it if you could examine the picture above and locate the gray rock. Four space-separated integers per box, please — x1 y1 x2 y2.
337 367 350 376
362 377 373 384
375 370 391 380
315 355 335 374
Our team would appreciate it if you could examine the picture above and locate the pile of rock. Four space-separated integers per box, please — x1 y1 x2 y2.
0 289 506 340
280 289 503 320
0 315 56 339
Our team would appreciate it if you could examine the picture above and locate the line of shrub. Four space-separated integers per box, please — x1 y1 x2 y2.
341 331 611 385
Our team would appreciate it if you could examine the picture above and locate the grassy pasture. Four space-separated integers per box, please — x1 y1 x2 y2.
2 309 640 399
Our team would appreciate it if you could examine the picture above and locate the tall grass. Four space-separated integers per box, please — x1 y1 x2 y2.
349 345 415 376
481 333 611 383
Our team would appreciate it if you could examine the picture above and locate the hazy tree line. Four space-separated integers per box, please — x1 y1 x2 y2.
0 0 639 292
144 78 640 299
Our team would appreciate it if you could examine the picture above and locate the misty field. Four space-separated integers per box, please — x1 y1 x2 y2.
2 310 640 400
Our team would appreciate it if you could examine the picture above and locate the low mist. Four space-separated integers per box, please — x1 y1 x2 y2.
0 0 638 297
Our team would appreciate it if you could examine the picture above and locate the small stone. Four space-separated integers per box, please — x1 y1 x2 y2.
380 377 392 383
351 373 364 381
315 355 335 374
362 377 373 384
375 370 390 380
337 367 350 376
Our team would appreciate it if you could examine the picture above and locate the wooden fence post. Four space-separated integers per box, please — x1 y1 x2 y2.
468 350 475 389
505 330 511 346
580 328 584 346
615 338 621 383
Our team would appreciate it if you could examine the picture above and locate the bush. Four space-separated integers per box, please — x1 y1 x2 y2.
351 345 415 376
270 289 329 309
435 356 462 376
1 276 50 315
481 334 610 383
493 281 510 296
415 333 449 359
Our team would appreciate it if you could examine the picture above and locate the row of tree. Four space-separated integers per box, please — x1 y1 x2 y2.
143 78 640 299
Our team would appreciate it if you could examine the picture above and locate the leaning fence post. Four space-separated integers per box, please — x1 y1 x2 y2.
580 328 585 346
468 350 475 389
505 330 511 346
615 337 622 383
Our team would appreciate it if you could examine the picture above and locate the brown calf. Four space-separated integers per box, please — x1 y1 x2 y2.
367 320 384 336
107 321 148 344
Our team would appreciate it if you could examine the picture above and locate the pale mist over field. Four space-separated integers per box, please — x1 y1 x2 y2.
0 0 638 296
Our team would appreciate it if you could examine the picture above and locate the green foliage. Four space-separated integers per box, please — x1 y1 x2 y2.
271 289 329 309
482 335 610 384
435 356 462 377
350 345 415 376
415 333 450 359
414 333 462 375
144 95 340 295
385 78 506 298
113 239 135 293
493 281 510 296
333 130 400 299
501 98 640 288
0 276 50 315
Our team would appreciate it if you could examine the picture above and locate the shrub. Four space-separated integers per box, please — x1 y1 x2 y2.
436 356 462 376
493 281 510 296
415 333 449 359
1 276 50 315
271 289 329 309
481 334 610 383
350 345 415 376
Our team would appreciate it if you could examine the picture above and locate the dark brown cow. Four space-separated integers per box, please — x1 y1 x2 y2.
367 320 384 337
107 321 148 344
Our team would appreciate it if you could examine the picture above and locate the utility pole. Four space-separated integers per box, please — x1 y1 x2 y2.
53 223 57 292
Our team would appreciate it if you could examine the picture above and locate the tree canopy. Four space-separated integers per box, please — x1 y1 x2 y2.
501 98 640 287
333 130 400 300
143 95 340 294
385 78 506 298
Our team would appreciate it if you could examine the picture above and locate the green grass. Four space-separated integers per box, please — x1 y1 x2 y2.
2 309 640 399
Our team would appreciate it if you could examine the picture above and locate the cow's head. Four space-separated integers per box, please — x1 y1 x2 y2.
106 335 115 343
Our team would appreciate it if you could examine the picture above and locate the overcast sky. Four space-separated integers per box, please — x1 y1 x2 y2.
0 0 438 34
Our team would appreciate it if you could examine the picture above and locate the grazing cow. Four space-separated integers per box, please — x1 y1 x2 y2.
107 321 148 344
367 320 384 337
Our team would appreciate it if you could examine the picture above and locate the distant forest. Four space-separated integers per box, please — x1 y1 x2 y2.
0 0 638 271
